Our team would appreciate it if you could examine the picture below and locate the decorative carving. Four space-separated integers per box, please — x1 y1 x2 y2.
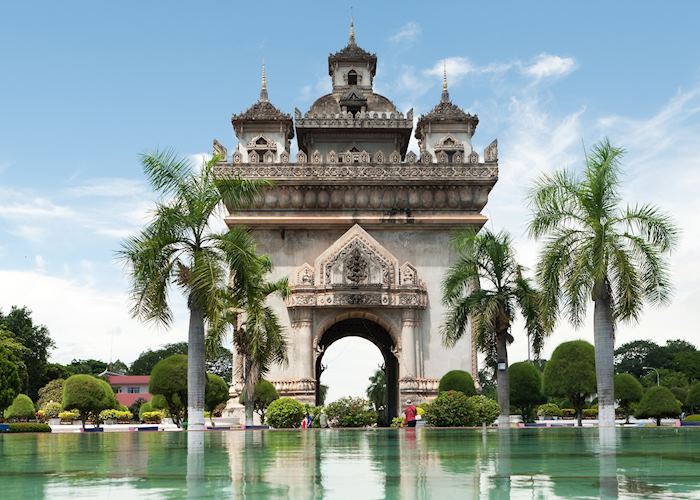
232 150 242 164
406 108 413 121
484 139 498 163
359 151 370 163
469 150 479 164
389 151 401 164
437 151 448 164
374 151 384 164
400 263 418 285
328 150 337 164
296 263 314 286
294 107 302 120
248 151 259 163
406 151 417 164
344 247 369 284
280 151 289 163
213 139 227 160
452 151 463 164
263 151 274 163
420 152 432 164
311 150 322 164
296 151 307 163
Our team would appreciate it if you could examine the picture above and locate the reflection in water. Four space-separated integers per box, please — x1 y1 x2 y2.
3 428 700 498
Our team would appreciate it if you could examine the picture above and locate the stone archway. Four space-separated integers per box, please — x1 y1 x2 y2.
315 317 399 423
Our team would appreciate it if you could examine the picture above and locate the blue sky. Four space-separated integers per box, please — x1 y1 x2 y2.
1 1 700 401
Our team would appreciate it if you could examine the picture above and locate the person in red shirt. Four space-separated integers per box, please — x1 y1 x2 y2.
404 400 418 428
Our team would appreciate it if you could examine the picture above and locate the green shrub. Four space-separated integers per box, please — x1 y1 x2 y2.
62 375 118 428
583 407 598 419
141 411 162 423
438 370 476 397
266 397 305 428
561 408 576 419
149 355 187 427
5 394 36 421
305 405 325 428
687 383 700 413
41 401 62 419
37 379 65 409
509 362 545 423
424 391 474 427
240 380 279 424
537 403 562 417
390 416 405 428
636 385 681 425
683 414 700 422
469 395 500 426
325 397 376 428
543 341 596 425
128 398 148 419
99 409 133 422
5 423 51 433
139 402 154 421
615 373 644 423
59 410 79 421
205 373 229 413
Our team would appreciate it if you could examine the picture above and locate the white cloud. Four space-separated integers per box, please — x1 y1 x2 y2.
389 22 421 44
0 192 76 219
34 255 45 270
522 54 577 80
66 178 148 198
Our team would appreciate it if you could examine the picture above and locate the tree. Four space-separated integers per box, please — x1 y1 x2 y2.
441 228 550 427
37 378 65 408
149 354 188 427
208 258 289 428
529 139 679 427
120 151 266 430
5 394 35 421
543 341 597 426
129 342 188 375
206 345 233 384
0 307 55 400
0 343 23 416
438 370 476 397
68 359 108 376
614 373 643 423
205 373 229 416
62 374 118 429
640 368 688 390
366 367 387 413
636 385 681 426
319 384 329 406
614 340 660 378
686 383 700 414
239 379 279 424
672 351 700 382
509 362 545 423
44 363 72 381
107 360 128 374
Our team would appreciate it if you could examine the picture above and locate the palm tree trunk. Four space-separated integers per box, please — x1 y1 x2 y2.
187 301 206 431
495 331 510 428
593 280 616 428
244 361 257 428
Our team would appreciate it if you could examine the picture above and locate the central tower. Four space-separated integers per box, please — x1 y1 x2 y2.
216 23 499 418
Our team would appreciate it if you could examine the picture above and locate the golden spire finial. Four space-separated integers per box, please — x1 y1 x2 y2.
260 60 268 101
349 15 356 45
441 60 450 103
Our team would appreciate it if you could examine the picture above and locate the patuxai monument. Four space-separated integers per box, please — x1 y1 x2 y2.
216 23 498 420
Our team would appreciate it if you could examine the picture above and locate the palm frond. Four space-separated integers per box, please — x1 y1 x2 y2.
141 149 193 196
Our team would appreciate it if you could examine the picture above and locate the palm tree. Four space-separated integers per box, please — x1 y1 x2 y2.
120 150 267 430
441 228 549 427
528 139 678 427
366 366 387 423
207 258 290 427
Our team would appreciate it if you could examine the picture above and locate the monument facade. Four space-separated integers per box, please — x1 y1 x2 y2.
215 23 498 419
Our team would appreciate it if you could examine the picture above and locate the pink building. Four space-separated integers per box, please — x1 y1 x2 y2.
107 375 152 407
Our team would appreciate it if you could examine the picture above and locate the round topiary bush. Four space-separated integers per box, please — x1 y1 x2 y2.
149 355 187 427
438 370 476 397
62 375 117 428
139 402 154 421
5 394 36 421
537 403 562 418
468 395 500 426
40 401 62 419
636 385 681 426
205 373 229 414
266 397 305 428
325 397 376 428
424 391 475 427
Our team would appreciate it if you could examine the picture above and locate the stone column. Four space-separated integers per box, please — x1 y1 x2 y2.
400 309 417 379
294 308 314 380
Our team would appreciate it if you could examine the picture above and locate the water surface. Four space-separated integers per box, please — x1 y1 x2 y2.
1 428 698 499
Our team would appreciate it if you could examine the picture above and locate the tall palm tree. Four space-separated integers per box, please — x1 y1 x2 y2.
207 258 290 427
366 366 387 423
528 139 678 427
120 150 267 430
441 228 549 427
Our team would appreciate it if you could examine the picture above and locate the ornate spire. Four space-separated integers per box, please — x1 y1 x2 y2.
259 61 268 102
349 17 356 45
441 61 450 103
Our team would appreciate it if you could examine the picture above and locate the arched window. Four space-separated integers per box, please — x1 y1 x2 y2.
347 70 358 86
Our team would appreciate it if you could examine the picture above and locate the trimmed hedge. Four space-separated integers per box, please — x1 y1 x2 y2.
438 370 476 397
141 411 162 424
5 394 36 421
684 414 700 422
537 403 562 417
424 391 474 427
4 423 51 433
266 398 305 428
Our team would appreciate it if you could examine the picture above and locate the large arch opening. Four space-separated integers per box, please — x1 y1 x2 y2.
315 318 399 425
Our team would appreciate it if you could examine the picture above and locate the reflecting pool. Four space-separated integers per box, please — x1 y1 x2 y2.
1 428 699 499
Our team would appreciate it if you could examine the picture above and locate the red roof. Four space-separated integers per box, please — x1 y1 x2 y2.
108 375 150 385
116 392 152 407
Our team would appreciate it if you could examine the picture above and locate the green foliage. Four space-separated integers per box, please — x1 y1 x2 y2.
319 384 329 406
683 414 700 422
67 359 108 376
583 407 598 418
636 386 681 424
99 409 133 421
390 416 405 428
671 387 688 409
543 341 596 422
37 378 64 408
266 397 305 429
4 423 51 433
0 306 55 401
62 375 117 427
129 342 188 375
641 368 688 389
561 408 576 418
205 373 229 412
149 354 187 426
366 367 387 413
141 411 162 423
509 362 545 422
325 397 376 428
537 403 562 417
240 379 279 423
59 410 79 421
438 370 476 397
614 340 661 378
5 394 36 421
424 391 475 427
128 397 148 419
469 395 500 425
139 402 154 421
0 347 22 414
614 373 644 421
672 351 700 382
40 401 62 419
686 383 700 412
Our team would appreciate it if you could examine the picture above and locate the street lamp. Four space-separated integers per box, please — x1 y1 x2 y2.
643 366 660 386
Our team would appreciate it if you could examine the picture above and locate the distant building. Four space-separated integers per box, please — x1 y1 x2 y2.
106 375 152 407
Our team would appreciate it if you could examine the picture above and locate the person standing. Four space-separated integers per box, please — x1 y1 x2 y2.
319 411 329 428
404 400 418 428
